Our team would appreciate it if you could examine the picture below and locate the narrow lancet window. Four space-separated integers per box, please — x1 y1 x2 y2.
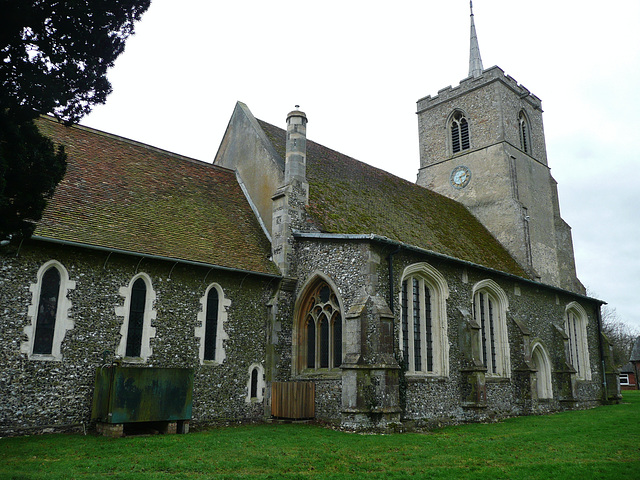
519 111 530 154
204 288 219 361
33 267 61 355
126 277 146 357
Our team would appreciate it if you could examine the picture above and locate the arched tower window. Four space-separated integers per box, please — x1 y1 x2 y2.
295 277 343 373
472 280 510 377
399 263 449 376
451 110 470 154
518 111 531 154
564 302 591 380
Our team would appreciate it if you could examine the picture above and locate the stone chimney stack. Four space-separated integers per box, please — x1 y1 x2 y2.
271 107 309 276
284 107 308 202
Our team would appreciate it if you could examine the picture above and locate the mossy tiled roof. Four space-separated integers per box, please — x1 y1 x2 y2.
259 119 528 278
35 117 278 276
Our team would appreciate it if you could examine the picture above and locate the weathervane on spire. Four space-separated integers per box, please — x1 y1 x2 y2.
469 0 484 78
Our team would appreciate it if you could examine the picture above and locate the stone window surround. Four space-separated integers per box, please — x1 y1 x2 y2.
21 260 76 361
245 363 265 403
564 301 591 381
115 272 156 363
195 283 230 365
292 272 345 376
449 109 471 155
399 262 450 378
518 110 531 154
531 340 553 399
472 279 511 378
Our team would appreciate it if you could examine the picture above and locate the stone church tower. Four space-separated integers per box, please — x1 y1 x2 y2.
416 3 583 294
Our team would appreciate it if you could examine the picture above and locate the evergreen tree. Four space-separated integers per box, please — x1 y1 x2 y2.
0 0 150 240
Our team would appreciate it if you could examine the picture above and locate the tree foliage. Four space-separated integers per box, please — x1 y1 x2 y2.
0 0 150 240
0 110 67 238
601 306 639 367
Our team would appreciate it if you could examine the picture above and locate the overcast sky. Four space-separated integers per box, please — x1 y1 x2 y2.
82 0 640 331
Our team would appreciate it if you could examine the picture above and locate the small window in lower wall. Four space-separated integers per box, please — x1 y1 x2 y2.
246 363 264 403
620 373 630 386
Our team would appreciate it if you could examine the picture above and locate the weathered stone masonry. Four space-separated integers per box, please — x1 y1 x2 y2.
273 235 608 427
0 241 278 434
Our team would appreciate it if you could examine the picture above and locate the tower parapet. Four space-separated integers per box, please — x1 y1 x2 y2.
414 14 582 293
417 66 542 113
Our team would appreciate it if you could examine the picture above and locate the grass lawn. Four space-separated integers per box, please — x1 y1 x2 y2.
1 391 639 479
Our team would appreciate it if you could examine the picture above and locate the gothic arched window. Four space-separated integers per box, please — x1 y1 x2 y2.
518 111 531 154
300 280 342 372
451 111 470 154
399 263 449 376
472 280 510 377
565 302 591 380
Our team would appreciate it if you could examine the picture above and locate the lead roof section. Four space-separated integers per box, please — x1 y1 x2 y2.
35 116 279 276
259 119 528 279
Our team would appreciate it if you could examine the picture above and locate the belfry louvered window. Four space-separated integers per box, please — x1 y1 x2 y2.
451 111 470 154
519 111 530 154
303 281 342 371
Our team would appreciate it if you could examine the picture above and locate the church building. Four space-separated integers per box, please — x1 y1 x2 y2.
0 6 620 435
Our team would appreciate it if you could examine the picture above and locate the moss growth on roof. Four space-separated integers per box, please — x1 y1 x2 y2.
258 120 527 278
36 117 278 276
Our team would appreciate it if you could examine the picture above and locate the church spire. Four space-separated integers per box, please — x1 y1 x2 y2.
469 1 484 78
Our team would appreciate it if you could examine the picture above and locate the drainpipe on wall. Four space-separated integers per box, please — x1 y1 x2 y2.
387 245 402 355
595 304 608 401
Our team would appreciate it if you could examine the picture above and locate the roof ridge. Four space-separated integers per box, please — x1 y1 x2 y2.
257 118 425 190
40 115 235 173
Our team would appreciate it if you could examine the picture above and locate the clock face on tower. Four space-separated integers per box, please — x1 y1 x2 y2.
450 165 471 189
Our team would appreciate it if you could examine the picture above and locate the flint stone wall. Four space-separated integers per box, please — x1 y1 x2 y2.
285 237 605 425
0 241 276 435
